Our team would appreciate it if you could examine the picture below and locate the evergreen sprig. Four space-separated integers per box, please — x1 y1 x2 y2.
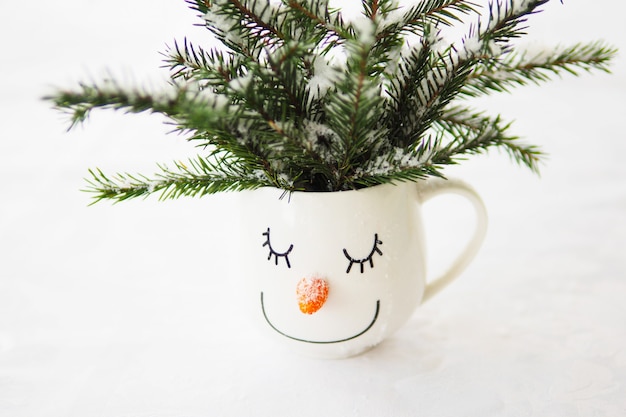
461 40 617 97
46 0 616 202
84 155 273 204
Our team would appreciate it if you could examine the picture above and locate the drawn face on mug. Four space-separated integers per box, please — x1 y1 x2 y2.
259 226 386 344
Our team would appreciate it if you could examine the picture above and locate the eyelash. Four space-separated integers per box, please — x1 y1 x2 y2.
262 228 294 268
343 234 383 274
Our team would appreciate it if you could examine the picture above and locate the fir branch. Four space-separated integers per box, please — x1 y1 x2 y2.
185 0 210 15
163 39 243 85
369 1 475 77
262 41 312 118
434 105 543 172
392 44 477 148
375 0 478 40
185 32 311 126
349 139 443 188
479 0 551 48
45 79 234 132
362 0 382 20
199 0 292 66
385 26 437 147
84 155 274 203
461 41 617 97
285 0 349 42
228 0 285 39
324 37 388 188
385 0 557 150
355 103 543 189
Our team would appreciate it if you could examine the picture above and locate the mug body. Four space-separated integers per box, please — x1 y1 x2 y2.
236 181 426 358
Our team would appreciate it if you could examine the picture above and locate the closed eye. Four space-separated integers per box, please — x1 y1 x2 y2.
262 228 294 268
343 234 383 274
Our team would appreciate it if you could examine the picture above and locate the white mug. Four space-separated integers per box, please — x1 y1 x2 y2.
236 178 488 358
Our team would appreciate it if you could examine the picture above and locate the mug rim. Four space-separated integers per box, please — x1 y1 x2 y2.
251 180 414 197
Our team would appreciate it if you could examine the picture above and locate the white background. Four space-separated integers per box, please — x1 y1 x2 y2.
1 1 625 416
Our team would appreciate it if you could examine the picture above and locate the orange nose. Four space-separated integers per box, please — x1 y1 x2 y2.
296 277 329 314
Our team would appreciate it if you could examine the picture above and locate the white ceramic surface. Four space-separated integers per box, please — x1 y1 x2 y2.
237 179 487 358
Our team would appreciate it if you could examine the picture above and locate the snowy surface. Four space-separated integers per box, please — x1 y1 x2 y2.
1 1 625 416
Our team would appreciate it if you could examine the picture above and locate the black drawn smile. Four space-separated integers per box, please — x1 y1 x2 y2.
260 292 380 344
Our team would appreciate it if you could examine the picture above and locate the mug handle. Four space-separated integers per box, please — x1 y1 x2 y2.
416 178 488 303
